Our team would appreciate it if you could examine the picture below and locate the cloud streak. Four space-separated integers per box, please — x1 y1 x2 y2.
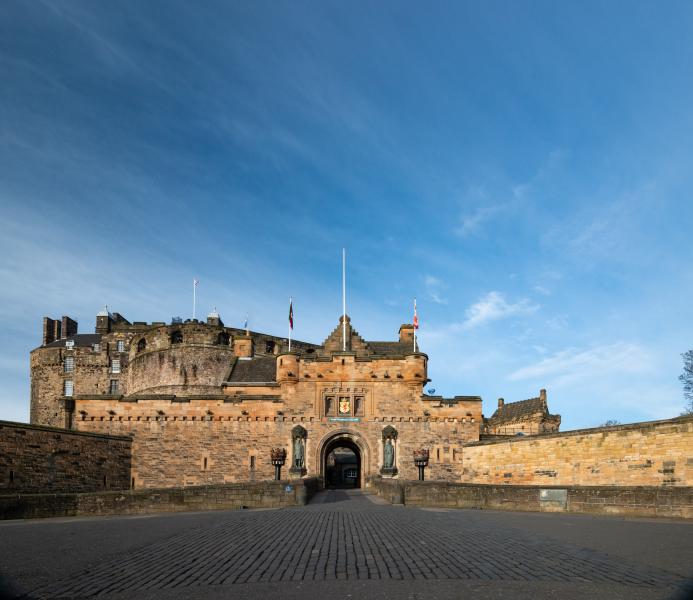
508 342 652 388
457 291 538 330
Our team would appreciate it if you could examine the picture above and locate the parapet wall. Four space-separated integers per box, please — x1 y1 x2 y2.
0 420 132 494
461 416 693 487
371 479 693 519
0 478 320 520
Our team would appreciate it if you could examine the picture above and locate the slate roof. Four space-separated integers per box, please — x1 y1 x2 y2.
367 342 416 356
227 356 277 383
44 334 102 348
488 397 549 423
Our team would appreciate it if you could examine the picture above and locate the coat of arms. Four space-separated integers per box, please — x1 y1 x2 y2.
339 397 351 414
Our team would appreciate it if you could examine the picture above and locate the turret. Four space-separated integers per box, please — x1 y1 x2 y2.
95 306 113 334
277 352 299 383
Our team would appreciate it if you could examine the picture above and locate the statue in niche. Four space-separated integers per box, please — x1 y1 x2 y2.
293 436 304 468
290 425 307 475
383 438 394 469
380 425 398 476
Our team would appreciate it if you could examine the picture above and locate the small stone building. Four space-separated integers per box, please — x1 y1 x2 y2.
29 308 559 488
483 391 561 436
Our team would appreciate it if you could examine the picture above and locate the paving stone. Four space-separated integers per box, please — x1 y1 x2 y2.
9 490 691 599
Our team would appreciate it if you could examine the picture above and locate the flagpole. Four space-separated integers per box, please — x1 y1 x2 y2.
193 279 197 320
288 297 292 352
342 248 346 352
413 298 416 353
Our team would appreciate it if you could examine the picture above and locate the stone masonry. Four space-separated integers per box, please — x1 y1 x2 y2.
29 309 494 488
24 306 693 492
0 420 132 493
462 416 693 487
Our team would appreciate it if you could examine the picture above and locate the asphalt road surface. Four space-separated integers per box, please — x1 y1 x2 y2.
1 489 691 599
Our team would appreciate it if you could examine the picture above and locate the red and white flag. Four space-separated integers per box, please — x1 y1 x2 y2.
413 298 419 329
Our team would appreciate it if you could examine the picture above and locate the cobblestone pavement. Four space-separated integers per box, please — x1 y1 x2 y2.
1 489 691 600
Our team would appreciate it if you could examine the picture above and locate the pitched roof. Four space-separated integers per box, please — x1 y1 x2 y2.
227 356 277 383
44 334 102 348
367 342 415 357
488 397 550 423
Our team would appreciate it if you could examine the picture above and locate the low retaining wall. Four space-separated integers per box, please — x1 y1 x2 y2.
0 478 320 520
372 479 693 519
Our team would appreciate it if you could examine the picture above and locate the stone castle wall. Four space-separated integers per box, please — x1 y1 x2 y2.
74 411 480 488
461 416 693 487
30 317 312 428
0 420 132 493
70 347 483 488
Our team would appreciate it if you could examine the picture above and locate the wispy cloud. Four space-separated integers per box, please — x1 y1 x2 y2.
508 342 652 388
424 275 447 304
457 291 539 330
454 204 501 238
532 284 551 296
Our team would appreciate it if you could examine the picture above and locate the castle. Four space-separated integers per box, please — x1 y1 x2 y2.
29 309 559 489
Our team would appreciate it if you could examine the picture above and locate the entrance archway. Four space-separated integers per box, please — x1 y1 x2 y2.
317 430 369 489
324 439 360 488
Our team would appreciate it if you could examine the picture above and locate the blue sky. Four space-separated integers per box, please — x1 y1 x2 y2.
1 1 692 427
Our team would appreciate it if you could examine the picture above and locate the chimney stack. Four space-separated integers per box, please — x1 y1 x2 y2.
399 324 415 344
61 316 78 339
539 388 547 409
233 334 254 358
42 317 58 346
497 397 505 409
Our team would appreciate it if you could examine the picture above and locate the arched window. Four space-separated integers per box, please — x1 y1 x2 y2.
217 332 230 346
137 338 146 353
170 330 183 344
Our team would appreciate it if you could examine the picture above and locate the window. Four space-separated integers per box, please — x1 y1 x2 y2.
249 456 256 470
63 356 74 373
92 343 101 352
217 332 230 346
354 396 364 416
171 331 183 344
65 340 74 349
137 338 146 353
116 340 125 352
109 380 119 394
265 340 275 354
111 358 121 373
63 380 74 397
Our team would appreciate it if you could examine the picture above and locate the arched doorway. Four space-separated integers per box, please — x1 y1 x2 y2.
324 439 361 488
317 430 369 489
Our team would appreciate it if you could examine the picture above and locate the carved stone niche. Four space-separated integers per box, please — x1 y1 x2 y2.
290 425 307 478
380 425 398 477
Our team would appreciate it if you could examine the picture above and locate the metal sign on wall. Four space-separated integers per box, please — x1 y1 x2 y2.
328 417 360 422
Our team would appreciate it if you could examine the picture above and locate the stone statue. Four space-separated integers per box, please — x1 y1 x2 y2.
383 438 394 469
293 436 304 468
